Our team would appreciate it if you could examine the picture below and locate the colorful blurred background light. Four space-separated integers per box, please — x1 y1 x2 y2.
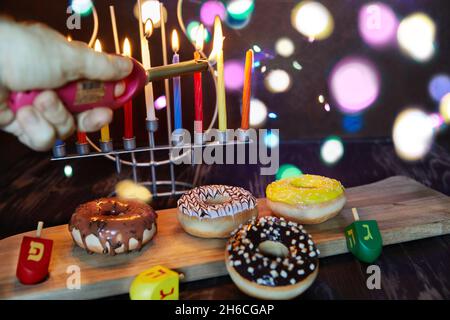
358 2 398 48
249 98 268 127
321 136 344 165
154 95 167 110
200 1 227 27
71 0 93 15
397 12 436 62
439 93 450 124
264 130 280 149
264 69 292 93
291 1 334 41
276 164 303 180
393 108 434 161
224 60 245 91
329 56 380 114
428 74 450 103
275 37 295 57
187 21 211 43
226 0 255 20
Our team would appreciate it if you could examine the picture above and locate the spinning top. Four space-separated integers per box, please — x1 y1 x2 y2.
16 222 53 285
129 265 184 300
344 208 382 263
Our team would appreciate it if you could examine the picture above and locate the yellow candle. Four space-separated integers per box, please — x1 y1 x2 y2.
94 39 112 143
213 16 227 131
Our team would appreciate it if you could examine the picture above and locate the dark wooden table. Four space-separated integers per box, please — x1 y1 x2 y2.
1 139 449 299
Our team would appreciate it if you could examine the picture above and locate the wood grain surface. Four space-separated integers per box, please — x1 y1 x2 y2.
0 176 449 300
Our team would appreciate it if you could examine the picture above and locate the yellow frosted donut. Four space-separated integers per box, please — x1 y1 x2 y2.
266 174 346 224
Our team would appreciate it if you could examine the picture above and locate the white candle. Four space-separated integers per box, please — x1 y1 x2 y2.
137 0 156 121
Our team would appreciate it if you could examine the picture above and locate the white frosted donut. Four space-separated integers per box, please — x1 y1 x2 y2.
177 185 258 238
226 216 319 300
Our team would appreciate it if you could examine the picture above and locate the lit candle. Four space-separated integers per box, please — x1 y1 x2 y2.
123 38 134 139
137 1 156 121
212 16 227 132
241 49 253 130
94 39 112 143
194 25 205 136
172 30 183 130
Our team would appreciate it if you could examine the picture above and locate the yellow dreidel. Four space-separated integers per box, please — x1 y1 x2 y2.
129 265 184 300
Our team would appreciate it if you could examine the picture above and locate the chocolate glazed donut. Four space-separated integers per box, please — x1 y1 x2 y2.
69 198 157 255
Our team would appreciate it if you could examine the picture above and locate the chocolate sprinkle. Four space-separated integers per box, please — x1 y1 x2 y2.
227 216 319 287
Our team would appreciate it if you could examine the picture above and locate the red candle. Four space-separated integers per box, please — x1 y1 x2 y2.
77 131 87 144
124 100 134 139
122 38 134 139
194 25 205 135
194 52 203 133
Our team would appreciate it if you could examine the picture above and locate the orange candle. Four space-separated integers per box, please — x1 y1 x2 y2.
241 49 253 130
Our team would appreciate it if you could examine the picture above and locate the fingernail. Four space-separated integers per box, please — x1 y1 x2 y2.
117 57 133 74
35 92 57 112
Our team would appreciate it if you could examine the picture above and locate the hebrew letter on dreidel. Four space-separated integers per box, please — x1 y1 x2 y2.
160 287 175 300
347 229 356 248
27 241 44 262
363 224 374 241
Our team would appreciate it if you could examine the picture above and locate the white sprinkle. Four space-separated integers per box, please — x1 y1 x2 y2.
252 226 258 231
309 251 316 257
298 269 305 275
228 261 234 267
290 279 296 285
300 235 305 240
308 239 314 245
246 259 251 264
257 278 264 284
302 248 307 253
234 260 242 266
297 260 304 265
288 264 294 271
270 270 279 278
281 270 288 278
248 267 254 274
286 231 291 236
299 243 305 249
249 243 254 249
238 250 244 255
291 239 297 245
281 221 287 227
309 245 315 251
316 249 320 255
244 252 249 258
261 233 266 238
270 262 277 269
276 257 282 262
309 263 315 271
227 244 232 251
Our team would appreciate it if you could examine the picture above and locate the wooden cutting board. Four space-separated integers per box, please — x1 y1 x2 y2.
0 176 449 300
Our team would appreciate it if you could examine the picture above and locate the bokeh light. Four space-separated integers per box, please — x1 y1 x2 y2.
291 1 334 41
64 165 73 178
393 108 434 161
249 98 268 127
139 0 162 27
264 69 292 93
268 112 278 119
155 95 166 110
397 12 436 62
321 136 344 165
224 60 245 91
71 0 93 15
439 93 450 123
343 114 364 133
187 21 211 43
293 61 303 70
329 56 380 114
264 131 280 149
200 1 227 27
276 164 303 180
275 37 295 57
358 2 398 48
428 74 450 103
226 0 255 20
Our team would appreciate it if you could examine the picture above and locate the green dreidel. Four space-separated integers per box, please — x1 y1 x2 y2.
344 208 383 263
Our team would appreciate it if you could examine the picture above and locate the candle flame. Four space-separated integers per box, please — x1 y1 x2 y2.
171 30 179 53
67 35 72 42
195 24 205 52
144 19 154 39
209 16 224 61
94 39 102 52
123 38 132 57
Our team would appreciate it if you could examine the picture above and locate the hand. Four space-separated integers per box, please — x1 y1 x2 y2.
0 19 132 151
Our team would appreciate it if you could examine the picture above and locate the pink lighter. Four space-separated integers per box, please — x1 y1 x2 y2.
8 57 147 114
